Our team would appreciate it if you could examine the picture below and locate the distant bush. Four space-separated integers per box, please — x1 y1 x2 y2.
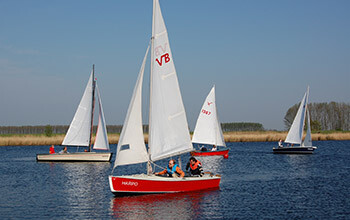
221 122 265 132
44 125 53 137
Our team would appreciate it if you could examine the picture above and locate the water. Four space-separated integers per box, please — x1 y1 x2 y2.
0 141 349 219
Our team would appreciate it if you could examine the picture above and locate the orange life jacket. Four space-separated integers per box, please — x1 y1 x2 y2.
190 160 201 170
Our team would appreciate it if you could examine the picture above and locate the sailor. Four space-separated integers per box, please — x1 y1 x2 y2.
186 156 203 176
155 159 185 178
60 146 69 154
49 145 55 154
211 145 217 151
278 139 283 148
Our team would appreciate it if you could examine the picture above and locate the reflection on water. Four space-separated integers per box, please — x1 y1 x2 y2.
110 189 221 219
197 156 224 174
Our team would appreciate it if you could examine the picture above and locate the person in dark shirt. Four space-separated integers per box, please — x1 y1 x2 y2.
186 156 203 176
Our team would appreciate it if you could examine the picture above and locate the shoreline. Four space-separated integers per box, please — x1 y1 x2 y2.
0 131 349 146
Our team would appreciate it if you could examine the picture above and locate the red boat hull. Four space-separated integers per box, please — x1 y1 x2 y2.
190 149 229 157
109 174 221 195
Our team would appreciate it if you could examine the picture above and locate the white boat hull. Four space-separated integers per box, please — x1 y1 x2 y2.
36 152 112 162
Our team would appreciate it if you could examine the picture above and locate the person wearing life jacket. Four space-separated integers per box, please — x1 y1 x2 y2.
155 159 185 178
186 156 203 176
49 145 55 154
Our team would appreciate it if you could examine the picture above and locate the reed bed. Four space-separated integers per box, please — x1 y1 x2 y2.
0 131 349 146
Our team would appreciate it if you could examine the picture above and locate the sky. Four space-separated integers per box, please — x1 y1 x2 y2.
0 0 349 130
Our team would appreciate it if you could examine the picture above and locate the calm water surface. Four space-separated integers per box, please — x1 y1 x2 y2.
0 141 349 219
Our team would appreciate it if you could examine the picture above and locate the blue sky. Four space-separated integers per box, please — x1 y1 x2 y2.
0 0 349 130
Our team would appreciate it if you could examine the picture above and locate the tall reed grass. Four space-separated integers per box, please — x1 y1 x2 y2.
0 131 349 146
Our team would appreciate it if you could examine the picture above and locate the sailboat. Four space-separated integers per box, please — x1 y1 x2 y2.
273 86 317 154
36 65 113 162
108 0 221 195
191 86 229 157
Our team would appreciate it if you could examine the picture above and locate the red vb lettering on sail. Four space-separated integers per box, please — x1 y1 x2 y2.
156 53 170 66
202 109 211 115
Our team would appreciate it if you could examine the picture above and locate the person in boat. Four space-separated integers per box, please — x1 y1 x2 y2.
155 159 185 178
211 145 217 151
59 146 68 154
185 156 203 176
278 139 283 148
200 145 207 151
49 145 55 154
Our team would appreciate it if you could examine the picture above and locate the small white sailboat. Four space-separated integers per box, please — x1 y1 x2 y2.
191 86 229 157
273 86 317 154
109 0 221 195
36 65 112 162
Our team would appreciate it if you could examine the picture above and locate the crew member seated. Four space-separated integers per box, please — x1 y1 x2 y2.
155 159 185 178
186 156 203 176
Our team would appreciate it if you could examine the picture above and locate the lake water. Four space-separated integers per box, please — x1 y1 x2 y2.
0 141 349 219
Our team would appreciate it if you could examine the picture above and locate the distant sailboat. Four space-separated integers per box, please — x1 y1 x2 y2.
191 86 229 157
36 65 112 162
273 86 317 154
108 0 221 195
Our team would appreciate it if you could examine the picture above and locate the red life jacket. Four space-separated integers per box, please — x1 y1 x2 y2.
190 160 201 170
49 147 55 154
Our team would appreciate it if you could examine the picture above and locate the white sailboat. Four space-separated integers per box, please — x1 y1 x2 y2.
273 86 317 154
191 86 229 157
36 65 112 162
109 0 221 195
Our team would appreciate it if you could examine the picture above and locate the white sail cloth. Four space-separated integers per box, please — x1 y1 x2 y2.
93 84 110 150
113 46 150 168
285 86 310 145
62 70 94 146
149 0 193 161
192 86 226 147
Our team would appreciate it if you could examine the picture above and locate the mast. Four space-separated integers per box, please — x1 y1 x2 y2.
89 64 96 152
147 0 156 175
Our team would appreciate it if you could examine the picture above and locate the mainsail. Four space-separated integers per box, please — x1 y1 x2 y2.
62 70 94 146
93 83 110 150
192 86 226 147
285 86 309 145
113 46 150 168
149 0 193 161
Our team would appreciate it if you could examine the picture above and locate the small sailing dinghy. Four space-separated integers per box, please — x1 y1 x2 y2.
191 86 229 157
273 86 317 154
108 0 221 195
36 65 112 162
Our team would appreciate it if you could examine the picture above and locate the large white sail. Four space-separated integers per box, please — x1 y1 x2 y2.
113 46 150 168
192 86 226 147
93 84 110 151
302 108 312 147
149 0 193 161
62 70 94 146
285 86 309 145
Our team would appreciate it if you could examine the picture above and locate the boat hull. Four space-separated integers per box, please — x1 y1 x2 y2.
36 152 113 162
190 149 229 157
109 174 221 195
273 147 315 154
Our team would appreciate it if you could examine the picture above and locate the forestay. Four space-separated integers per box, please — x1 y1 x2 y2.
62 70 93 146
149 0 193 161
192 86 226 147
285 86 309 145
93 84 110 150
113 46 150 168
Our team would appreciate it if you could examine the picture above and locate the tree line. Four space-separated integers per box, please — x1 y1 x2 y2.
0 122 265 135
284 102 350 131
